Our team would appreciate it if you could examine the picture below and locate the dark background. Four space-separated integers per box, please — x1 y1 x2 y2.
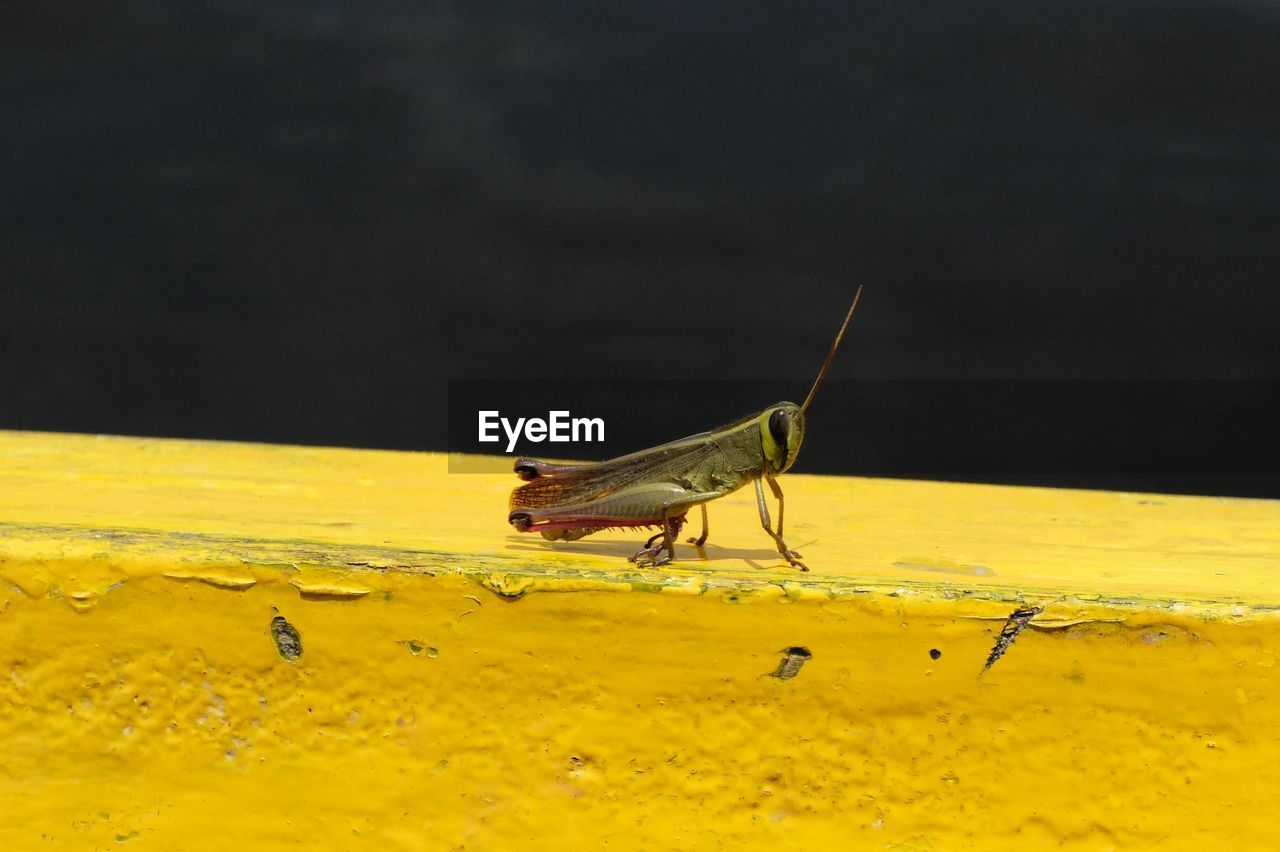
3 2 1278 495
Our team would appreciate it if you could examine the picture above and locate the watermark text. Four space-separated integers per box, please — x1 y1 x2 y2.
478 410 605 452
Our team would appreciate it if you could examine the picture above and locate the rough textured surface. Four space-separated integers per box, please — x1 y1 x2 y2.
2 431 1279 849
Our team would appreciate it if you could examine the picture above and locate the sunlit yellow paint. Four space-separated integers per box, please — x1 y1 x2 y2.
1 430 1279 849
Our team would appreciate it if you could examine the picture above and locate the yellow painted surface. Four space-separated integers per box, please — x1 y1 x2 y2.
1 430 1279 849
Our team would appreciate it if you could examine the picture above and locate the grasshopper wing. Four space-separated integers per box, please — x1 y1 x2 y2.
509 434 719 512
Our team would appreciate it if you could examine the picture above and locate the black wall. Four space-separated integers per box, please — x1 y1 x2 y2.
3 2 1278 496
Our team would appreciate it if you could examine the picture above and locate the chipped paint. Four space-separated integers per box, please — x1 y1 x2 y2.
268 612 303 662
769 646 813 680
980 606 1044 675
288 566 371 598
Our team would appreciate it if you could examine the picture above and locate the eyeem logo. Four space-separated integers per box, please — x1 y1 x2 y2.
478 410 605 453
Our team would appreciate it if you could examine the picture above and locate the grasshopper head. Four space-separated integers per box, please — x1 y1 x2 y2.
759 402 805 474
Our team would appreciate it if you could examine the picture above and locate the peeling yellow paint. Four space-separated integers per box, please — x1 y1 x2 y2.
288 565 372 598
1 430 1280 849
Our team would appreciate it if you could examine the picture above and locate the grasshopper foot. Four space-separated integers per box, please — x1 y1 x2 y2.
631 515 683 567
629 543 672 568
781 550 808 572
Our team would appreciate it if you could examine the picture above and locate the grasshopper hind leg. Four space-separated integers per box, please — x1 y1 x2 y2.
630 511 684 568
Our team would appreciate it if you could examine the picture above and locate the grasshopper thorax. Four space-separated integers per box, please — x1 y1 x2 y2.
758 401 805 474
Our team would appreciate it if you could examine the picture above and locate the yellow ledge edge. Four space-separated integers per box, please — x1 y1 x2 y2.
2 430 1279 850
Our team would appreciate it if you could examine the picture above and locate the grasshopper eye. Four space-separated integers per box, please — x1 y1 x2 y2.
768 408 789 448
759 402 805 474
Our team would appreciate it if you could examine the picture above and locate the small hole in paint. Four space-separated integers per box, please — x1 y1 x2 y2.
929 648 942 660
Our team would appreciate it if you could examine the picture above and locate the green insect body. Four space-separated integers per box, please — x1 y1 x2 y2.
507 288 863 571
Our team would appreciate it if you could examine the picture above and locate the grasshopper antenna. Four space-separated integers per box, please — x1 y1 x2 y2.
800 285 864 414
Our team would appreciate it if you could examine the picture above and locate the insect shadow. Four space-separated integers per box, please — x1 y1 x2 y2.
503 535 788 565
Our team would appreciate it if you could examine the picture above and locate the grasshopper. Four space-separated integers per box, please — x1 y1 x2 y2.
507 287 863 571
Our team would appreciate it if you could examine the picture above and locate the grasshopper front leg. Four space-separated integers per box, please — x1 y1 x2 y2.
755 475 807 571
